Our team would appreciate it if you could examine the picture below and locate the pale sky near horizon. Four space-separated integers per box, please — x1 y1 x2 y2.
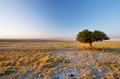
0 0 120 40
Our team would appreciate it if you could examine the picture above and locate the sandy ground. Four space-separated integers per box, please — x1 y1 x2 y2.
0 42 120 79
52 49 120 79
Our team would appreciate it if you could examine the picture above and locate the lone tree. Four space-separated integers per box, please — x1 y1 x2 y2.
76 29 109 48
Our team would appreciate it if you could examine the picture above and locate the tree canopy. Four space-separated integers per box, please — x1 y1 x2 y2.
76 29 109 48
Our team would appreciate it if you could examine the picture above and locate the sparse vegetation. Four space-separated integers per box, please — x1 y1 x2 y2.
0 41 120 79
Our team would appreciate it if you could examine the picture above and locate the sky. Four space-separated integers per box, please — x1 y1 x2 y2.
0 0 120 40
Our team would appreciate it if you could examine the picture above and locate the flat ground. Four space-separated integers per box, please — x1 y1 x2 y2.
0 41 120 79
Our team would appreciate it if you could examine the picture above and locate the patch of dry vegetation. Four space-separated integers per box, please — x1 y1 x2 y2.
0 49 66 79
0 41 120 79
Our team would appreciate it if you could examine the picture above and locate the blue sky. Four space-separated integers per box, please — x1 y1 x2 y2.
0 0 120 40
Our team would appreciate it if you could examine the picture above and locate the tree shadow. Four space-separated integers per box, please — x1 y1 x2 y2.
74 46 120 53
92 47 120 53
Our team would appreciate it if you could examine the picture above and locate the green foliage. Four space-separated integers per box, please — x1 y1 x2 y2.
92 30 109 42
76 29 92 43
76 29 109 48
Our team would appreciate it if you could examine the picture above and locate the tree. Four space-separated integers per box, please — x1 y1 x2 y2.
76 29 109 48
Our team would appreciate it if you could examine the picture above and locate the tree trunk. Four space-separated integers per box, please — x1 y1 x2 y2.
89 43 92 48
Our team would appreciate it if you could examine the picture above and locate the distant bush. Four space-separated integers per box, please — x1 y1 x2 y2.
76 29 109 48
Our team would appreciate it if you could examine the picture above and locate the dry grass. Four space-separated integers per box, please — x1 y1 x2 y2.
0 41 120 79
